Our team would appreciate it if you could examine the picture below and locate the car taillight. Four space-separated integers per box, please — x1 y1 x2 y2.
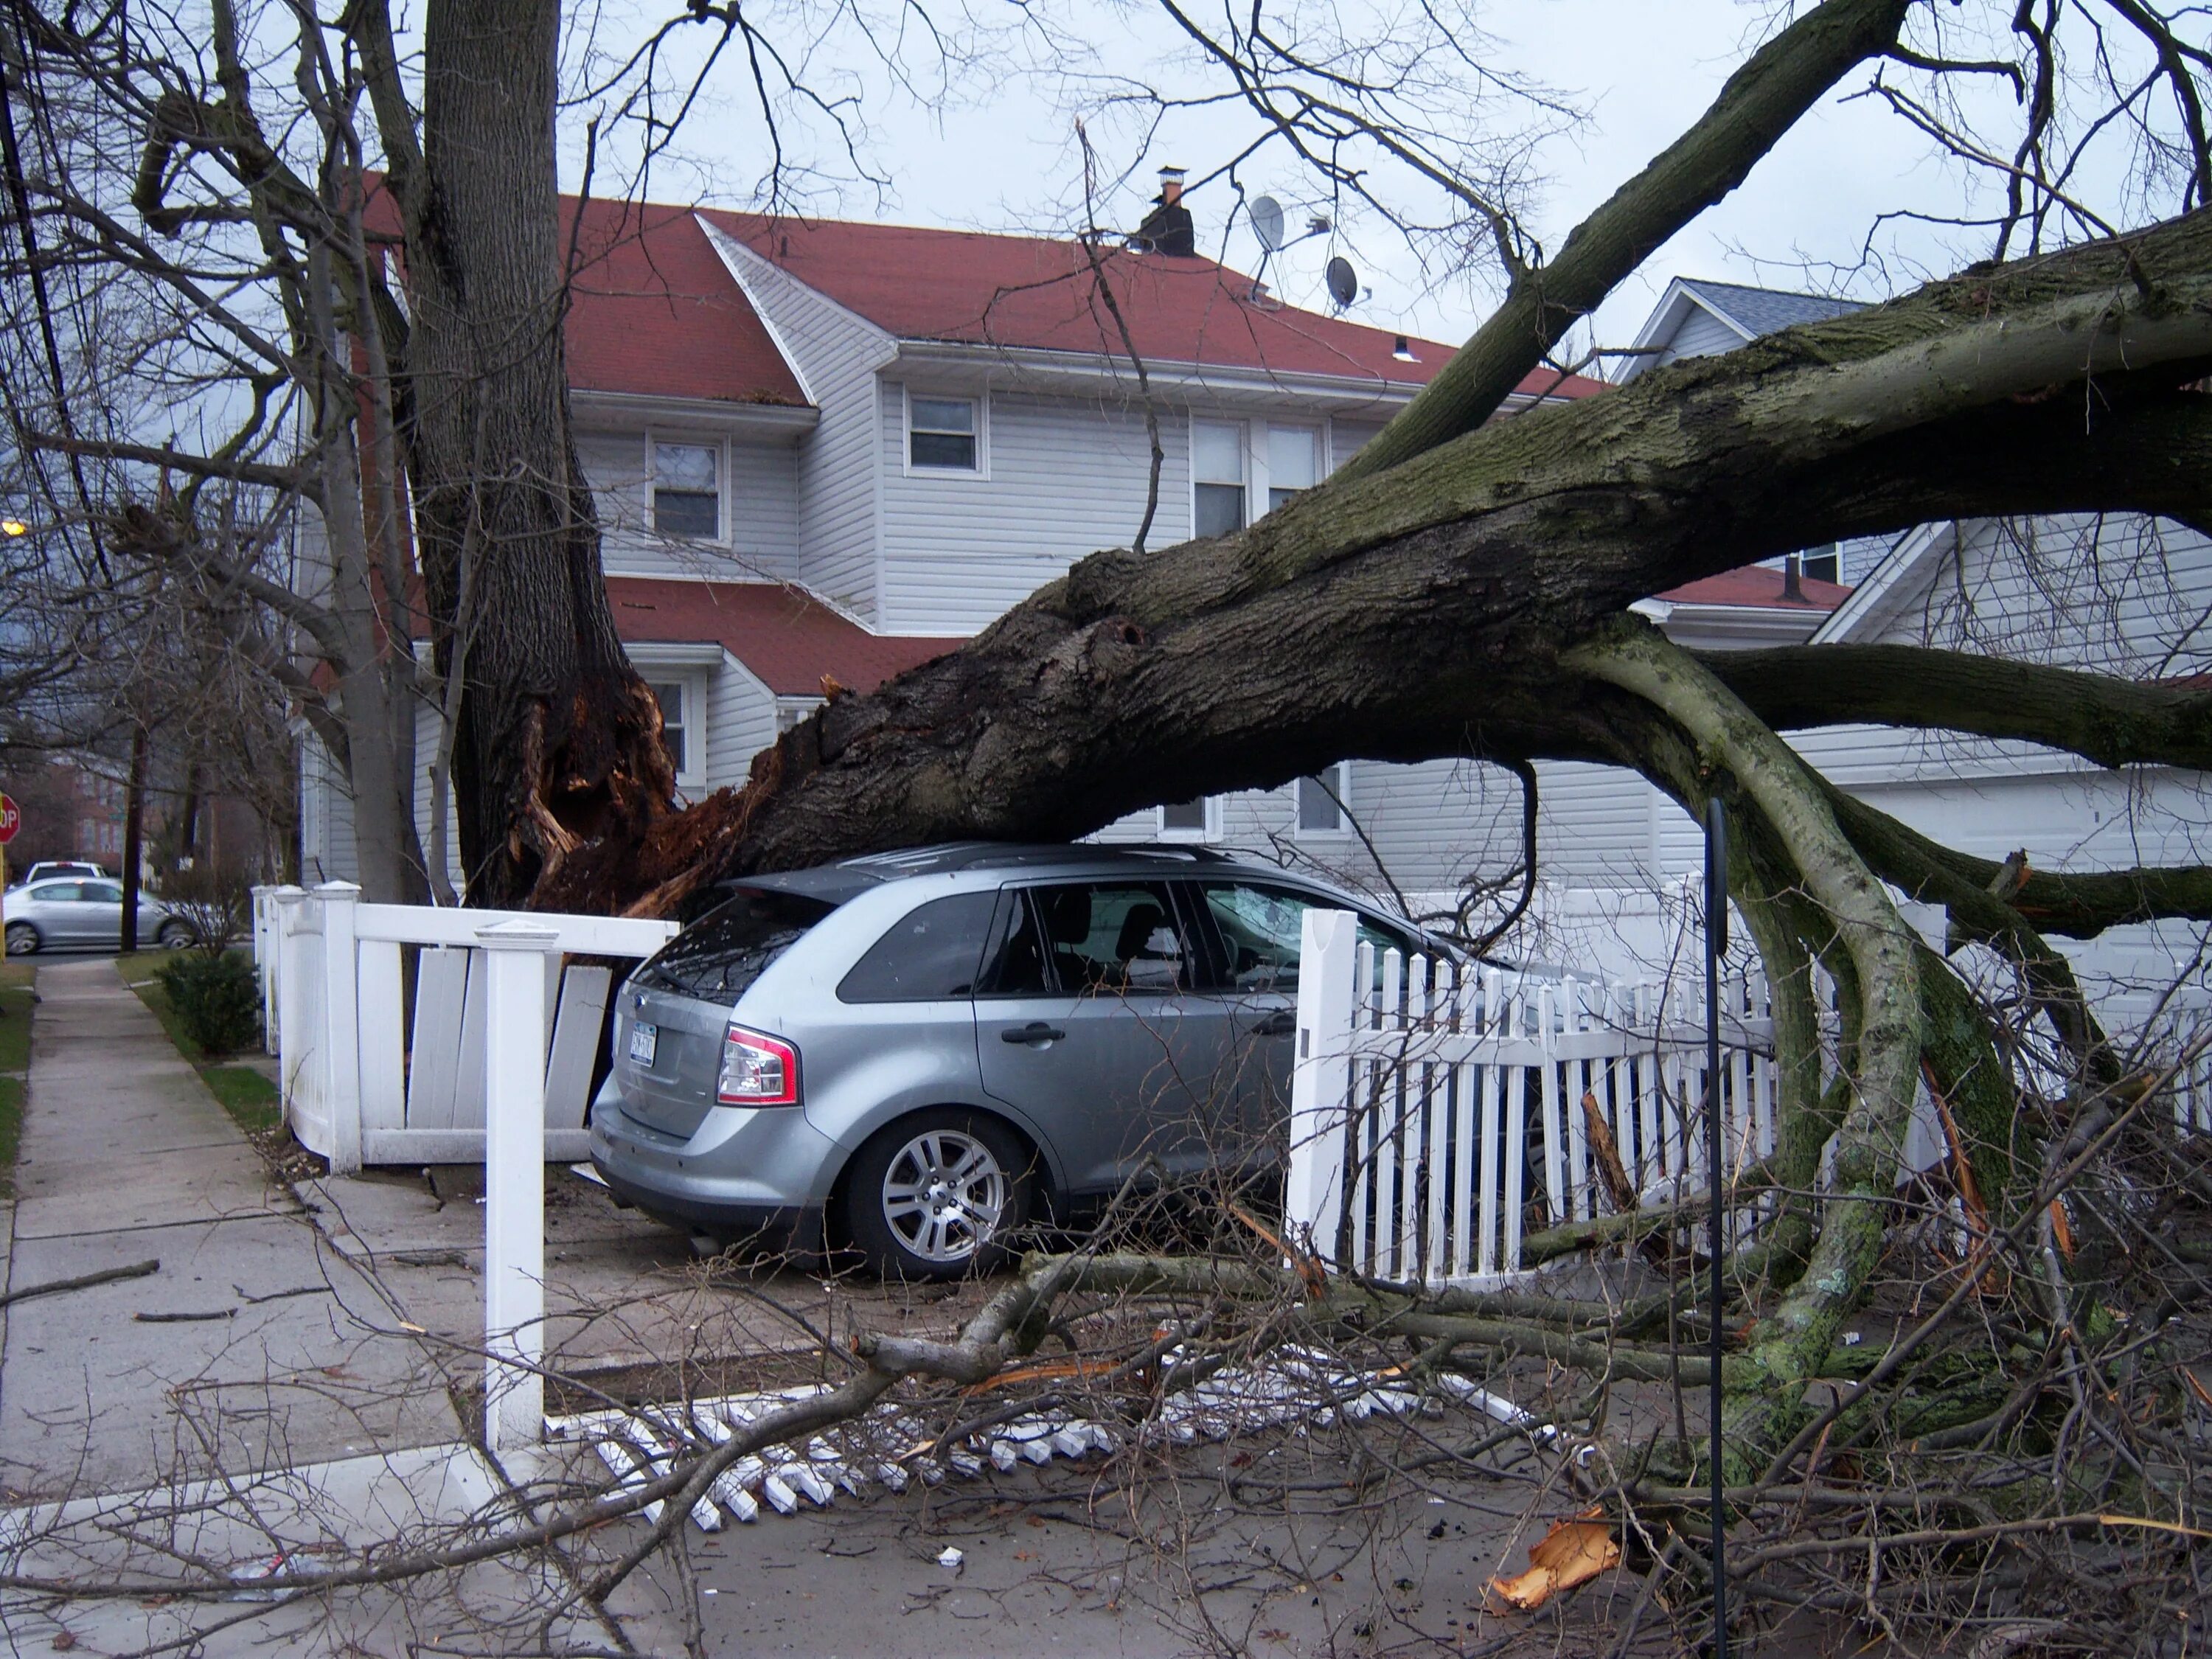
717 1023 799 1107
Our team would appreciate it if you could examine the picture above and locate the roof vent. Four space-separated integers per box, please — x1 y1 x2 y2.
1392 335 1418 363
1782 553 1806 603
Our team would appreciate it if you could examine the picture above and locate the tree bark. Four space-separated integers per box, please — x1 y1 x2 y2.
391 0 670 906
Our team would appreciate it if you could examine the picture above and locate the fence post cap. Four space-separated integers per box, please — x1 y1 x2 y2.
475 918 562 951
270 884 307 900
313 880 364 898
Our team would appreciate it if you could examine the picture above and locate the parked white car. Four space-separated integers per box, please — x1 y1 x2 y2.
18 860 108 884
3 877 193 954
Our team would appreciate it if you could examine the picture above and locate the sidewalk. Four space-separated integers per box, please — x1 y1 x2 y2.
0 958 462 1500
0 959 690 1656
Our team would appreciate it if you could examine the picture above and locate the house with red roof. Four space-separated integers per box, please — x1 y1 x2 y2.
306 184 1613 880
301 202 2207 1013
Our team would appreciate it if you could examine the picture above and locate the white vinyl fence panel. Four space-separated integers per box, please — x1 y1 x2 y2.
1286 909 2212 1293
251 882 677 1172
1287 909 1775 1290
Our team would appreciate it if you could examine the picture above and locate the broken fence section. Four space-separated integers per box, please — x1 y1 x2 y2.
547 1351 1540 1531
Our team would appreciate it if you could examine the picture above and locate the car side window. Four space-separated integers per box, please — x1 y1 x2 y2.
976 889 1052 997
837 891 998 1003
86 883 125 904
35 883 83 903
1195 883 1413 994
1026 881 1192 995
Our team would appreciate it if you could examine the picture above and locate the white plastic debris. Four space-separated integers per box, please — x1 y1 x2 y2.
937 1546 964 1569
1842 1330 1864 1347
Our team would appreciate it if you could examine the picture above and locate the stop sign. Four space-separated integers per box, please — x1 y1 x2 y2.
0 795 18 844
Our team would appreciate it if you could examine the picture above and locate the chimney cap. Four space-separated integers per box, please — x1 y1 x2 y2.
1157 165 1187 182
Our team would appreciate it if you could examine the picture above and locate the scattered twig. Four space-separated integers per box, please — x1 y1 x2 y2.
0 1257 159 1310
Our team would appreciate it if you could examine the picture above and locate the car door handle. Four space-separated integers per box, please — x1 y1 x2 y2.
1246 1011 1297 1037
1001 1023 1065 1045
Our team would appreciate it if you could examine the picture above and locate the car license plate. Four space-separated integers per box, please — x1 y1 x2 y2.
627 1021 658 1067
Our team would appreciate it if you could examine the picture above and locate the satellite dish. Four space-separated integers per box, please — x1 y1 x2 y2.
1250 195 1286 252
1325 255 1359 309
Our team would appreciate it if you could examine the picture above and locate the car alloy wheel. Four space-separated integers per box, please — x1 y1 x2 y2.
4 923 35 956
877 1127 1009 1267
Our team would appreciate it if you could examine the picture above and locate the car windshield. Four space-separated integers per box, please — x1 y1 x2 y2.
634 888 837 1000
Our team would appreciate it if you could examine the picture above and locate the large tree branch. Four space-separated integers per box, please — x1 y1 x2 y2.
1826 783 2212 938
545 210 2212 911
1708 644 2212 771
1337 0 1911 480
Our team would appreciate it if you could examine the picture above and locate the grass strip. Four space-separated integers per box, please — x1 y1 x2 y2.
0 961 33 1197
122 956 281 1141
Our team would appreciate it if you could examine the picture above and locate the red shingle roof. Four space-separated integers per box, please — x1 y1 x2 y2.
562 199 807 407
698 209 1604 399
605 577 962 696
1656 566 1853 610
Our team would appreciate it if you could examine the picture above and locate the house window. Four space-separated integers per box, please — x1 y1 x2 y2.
1801 543 1840 583
1156 797 1218 841
908 396 979 470
1267 424 1318 513
1295 762 1350 835
653 442 720 538
649 681 689 776
1193 421 1246 538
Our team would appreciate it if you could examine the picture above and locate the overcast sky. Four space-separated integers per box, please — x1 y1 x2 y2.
552 0 2112 365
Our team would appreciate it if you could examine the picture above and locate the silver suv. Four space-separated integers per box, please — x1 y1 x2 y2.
588 844 1430 1279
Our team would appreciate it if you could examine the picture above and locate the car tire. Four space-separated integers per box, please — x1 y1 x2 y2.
156 921 194 950
4 922 38 957
841 1109 1034 1281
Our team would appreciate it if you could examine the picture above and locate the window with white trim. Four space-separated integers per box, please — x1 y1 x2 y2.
1295 762 1351 835
650 681 691 778
653 442 720 538
908 395 980 471
1192 421 1247 538
1267 424 1319 512
1155 797 1219 841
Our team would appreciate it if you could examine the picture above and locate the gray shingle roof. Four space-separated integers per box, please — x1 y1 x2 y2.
1679 278 1864 338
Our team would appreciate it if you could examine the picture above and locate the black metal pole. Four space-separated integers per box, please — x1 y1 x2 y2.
1704 796 1728 1659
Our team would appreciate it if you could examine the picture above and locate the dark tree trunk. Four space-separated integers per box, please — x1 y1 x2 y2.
119 723 147 951
400 0 669 907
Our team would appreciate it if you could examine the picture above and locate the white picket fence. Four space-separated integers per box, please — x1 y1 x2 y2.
1284 910 1785 1289
1284 910 2212 1291
250 883 678 1174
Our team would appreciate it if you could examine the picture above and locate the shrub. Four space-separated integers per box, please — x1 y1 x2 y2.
155 950 262 1055
156 866 251 957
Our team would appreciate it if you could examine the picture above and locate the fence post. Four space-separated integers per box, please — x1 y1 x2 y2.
1287 908 1359 1269
250 886 275 1054
476 917 560 1455
272 885 309 1121
315 881 364 1176
264 884 302 1058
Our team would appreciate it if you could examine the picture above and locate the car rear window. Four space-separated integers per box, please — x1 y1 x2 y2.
635 888 836 1000
837 891 998 1003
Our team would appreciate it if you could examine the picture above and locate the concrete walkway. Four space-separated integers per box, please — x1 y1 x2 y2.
0 959 460 1500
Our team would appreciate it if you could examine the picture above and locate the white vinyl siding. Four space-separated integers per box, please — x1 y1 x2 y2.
1656 303 1748 366
703 653 778 791
299 731 360 886
579 428 801 581
699 226 897 621
877 388 1192 635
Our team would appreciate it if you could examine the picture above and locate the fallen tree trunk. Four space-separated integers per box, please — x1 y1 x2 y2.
542 212 2212 914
